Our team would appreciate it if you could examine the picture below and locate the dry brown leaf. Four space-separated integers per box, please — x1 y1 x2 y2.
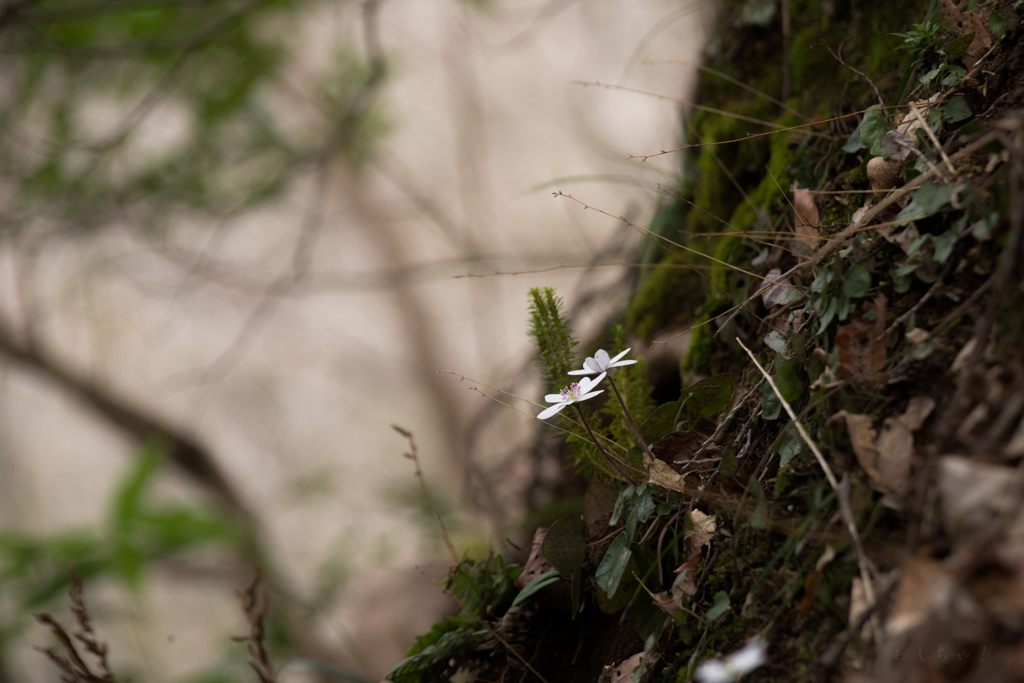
604 652 645 683
899 396 936 432
833 294 887 382
938 456 1024 555
672 553 700 597
876 417 913 501
646 457 688 493
964 12 993 68
651 430 714 465
685 510 716 556
515 526 552 588
887 559 956 637
829 411 882 488
792 182 820 249
650 589 680 615
939 0 963 34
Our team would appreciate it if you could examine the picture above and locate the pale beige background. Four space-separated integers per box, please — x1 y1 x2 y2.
0 0 715 680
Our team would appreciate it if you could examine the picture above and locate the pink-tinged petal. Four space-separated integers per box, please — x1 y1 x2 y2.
537 402 568 420
594 349 610 367
609 348 632 364
544 394 564 403
578 390 604 401
584 357 602 373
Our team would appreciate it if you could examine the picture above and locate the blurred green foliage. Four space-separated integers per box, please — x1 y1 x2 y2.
0 441 245 679
0 0 387 236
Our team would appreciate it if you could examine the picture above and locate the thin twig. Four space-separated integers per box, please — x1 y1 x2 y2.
392 425 460 565
736 337 877 634
574 405 637 485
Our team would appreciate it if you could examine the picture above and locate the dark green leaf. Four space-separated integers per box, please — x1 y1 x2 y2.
760 382 782 421
989 11 1008 40
895 182 953 223
943 95 972 123
512 570 561 607
843 264 871 298
842 124 861 153
633 590 666 642
944 32 975 62
777 430 803 467
639 402 681 443
774 355 802 404
542 515 585 580
705 591 731 621
679 374 736 423
595 533 632 599
860 105 892 151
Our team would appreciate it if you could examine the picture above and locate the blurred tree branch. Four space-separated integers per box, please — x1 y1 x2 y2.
0 314 252 521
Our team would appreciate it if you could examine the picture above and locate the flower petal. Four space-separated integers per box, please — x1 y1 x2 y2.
729 638 766 673
578 390 604 401
594 349 610 368
610 359 637 368
610 348 631 364
695 661 731 683
537 402 568 420
544 394 564 403
567 369 592 376
584 372 607 389
584 357 602 373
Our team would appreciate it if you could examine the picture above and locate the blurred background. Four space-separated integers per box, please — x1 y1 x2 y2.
0 0 714 680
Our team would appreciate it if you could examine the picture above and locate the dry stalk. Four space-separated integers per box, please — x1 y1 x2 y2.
35 576 120 683
232 567 275 683
392 425 460 565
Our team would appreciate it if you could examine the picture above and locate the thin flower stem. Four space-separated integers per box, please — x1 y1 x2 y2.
606 376 656 462
574 404 637 485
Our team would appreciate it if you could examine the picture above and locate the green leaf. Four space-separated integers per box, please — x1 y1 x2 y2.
777 430 803 467
705 591 731 621
943 95 972 123
512 570 561 607
895 182 954 223
843 264 872 298
639 402 681 443
678 374 737 427
760 381 782 421
635 487 656 524
542 516 586 579
747 476 768 530
944 32 976 61
764 330 788 353
774 355 803 404
633 590 665 643
842 124 861 153
859 105 892 151
989 10 1009 40
595 533 632 599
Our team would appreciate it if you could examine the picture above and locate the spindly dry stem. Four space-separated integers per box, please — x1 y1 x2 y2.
574 404 637 485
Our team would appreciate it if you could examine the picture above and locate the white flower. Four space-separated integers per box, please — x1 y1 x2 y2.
567 349 637 377
695 637 767 683
537 373 606 420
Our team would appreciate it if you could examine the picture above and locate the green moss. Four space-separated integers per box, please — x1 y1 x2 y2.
681 318 714 377
626 254 705 340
